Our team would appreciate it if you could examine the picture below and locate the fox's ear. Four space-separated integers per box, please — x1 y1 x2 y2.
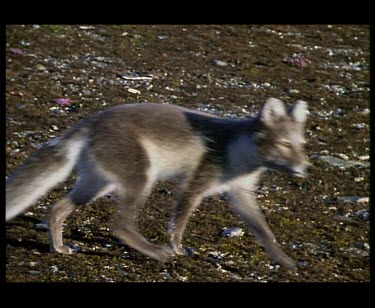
260 98 287 126
289 100 308 123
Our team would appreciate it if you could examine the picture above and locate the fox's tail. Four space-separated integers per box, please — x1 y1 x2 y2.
6 131 86 221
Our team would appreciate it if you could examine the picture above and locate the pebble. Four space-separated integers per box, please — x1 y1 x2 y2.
311 154 370 169
28 270 41 275
352 123 366 129
79 26 95 30
297 261 311 267
208 251 228 260
51 265 59 273
335 153 349 161
10 48 24 55
354 242 370 250
288 89 300 94
356 210 369 220
357 155 369 161
330 85 346 94
128 88 141 94
35 222 48 230
16 103 27 109
213 59 228 66
36 64 47 71
326 49 334 56
339 247 369 258
291 243 304 250
337 196 369 203
221 227 244 238
359 108 370 115
120 75 153 81
160 270 172 280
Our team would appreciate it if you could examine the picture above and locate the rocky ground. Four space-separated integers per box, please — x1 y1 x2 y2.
6 25 370 282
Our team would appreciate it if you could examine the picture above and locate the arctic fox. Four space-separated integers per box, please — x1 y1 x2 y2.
6 98 308 268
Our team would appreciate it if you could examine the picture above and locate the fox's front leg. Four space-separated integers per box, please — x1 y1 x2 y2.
169 192 203 256
228 186 296 269
169 162 220 256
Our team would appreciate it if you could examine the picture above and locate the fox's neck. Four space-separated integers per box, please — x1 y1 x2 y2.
185 112 261 144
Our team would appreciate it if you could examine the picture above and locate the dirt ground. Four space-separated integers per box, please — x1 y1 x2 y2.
6 25 370 282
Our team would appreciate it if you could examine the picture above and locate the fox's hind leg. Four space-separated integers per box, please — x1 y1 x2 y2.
49 158 114 254
112 178 175 261
93 135 174 261
49 197 77 254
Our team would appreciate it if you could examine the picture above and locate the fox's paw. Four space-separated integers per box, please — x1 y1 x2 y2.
275 254 296 270
171 244 196 257
149 245 175 262
51 244 77 255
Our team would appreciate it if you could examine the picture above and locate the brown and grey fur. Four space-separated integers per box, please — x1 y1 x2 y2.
6 98 309 268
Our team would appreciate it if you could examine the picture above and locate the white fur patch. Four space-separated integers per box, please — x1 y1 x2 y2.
140 138 204 182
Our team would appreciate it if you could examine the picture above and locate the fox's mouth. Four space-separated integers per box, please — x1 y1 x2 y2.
290 170 305 178
264 161 306 178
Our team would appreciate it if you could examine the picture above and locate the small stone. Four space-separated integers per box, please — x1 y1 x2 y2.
183 246 196 257
79 26 95 30
55 98 72 106
51 265 59 273
16 103 27 109
10 48 24 55
288 89 300 94
326 49 334 56
337 196 369 203
310 154 370 169
359 108 370 115
353 123 366 129
356 210 369 220
160 270 172 279
35 222 48 230
354 177 364 182
357 155 369 161
335 153 349 161
354 242 370 250
222 227 244 238
213 59 228 66
36 64 46 71
208 251 228 260
128 88 141 94
297 261 311 267
28 270 41 275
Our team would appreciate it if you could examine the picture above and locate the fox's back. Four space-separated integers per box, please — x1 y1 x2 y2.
88 103 225 140
83 103 218 181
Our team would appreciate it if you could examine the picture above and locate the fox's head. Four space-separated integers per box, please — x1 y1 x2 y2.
256 98 309 177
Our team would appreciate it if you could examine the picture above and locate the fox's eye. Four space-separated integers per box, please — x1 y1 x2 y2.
279 140 291 147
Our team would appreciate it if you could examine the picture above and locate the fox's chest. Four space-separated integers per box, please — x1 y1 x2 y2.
140 138 206 181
